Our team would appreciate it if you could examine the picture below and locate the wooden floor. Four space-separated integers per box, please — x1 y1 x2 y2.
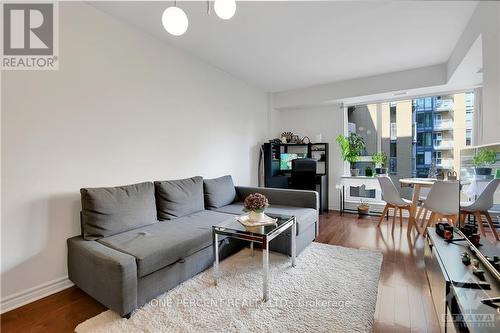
317 212 440 333
4 211 485 333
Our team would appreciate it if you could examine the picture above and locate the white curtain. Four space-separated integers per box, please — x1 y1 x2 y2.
472 87 483 145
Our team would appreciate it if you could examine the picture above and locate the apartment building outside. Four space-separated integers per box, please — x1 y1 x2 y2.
413 92 473 177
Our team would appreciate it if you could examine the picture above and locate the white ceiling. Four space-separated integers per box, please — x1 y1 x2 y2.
91 1 478 92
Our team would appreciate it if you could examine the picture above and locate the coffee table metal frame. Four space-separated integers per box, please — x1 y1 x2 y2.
212 215 296 302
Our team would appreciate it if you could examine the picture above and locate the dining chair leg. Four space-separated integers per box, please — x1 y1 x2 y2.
409 209 419 234
378 204 389 227
392 208 397 233
399 208 403 227
474 211 486 236
416 205 423 222
407 209 414 236
483 211 499 241
423 212 437 236
423 209 429 227
418 207 426 227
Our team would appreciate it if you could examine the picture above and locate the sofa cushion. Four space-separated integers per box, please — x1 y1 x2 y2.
203 175 237 209
98 210 234 277
172 210 237 229
154 176 204 220
80 182 157 240
215 202 317 235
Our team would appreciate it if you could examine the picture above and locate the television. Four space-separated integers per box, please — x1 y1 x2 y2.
280 153 307 171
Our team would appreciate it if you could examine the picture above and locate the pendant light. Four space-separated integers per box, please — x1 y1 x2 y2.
162 1 188 36
162 0 237 37
214 0 236 20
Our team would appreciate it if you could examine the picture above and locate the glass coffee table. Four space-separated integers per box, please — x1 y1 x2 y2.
212 213 296 302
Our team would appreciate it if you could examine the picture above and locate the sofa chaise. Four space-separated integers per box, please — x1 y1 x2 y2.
67 175 319 316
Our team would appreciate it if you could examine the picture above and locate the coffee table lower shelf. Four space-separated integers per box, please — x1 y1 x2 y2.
212 215 296 302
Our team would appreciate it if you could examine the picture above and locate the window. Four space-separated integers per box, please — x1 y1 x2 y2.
416 153 425 165
425 151 432 164
390 106 396 122
466 129 472 146
425 97 433 109
416 113 432 127
345 92 473 183
465 92 474 108
347 105 377 156
416 113 425 126
465 111 473 129
417 133 424 146
415 98 424 110
433 151 442 164
434 132 442 146
390 123 397 140
418 132 432 146
389 157 397 174
426 114 432 127
390 142 396 155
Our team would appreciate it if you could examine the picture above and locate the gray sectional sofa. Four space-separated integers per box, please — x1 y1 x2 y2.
67 175 319 317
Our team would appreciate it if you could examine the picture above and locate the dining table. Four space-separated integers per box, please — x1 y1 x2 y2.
399 178 437 235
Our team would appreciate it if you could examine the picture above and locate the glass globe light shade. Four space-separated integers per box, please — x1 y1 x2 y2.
162 6 188 36
214 0 236 20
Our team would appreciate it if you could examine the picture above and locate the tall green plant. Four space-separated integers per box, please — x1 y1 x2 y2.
336 133 366 167
473 148 497 167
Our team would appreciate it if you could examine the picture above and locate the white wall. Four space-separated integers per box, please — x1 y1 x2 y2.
272 64 447 110
271 104 344 210
0 2 267 311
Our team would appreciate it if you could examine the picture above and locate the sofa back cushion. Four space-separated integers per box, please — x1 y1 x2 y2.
80 182 157 240
155 176 204 220
204 175 237 209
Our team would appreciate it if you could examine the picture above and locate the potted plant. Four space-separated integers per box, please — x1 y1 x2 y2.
472 148 497 176
365 166 373 177
336 133 366 176
372 152 388 175
243 193 269 222
357 200 370 218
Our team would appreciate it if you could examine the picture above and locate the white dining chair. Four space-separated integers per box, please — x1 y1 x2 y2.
460 179 500 241
422 180 460 235
377 176 413 233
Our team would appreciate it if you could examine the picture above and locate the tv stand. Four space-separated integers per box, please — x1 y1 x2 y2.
425 228 500 332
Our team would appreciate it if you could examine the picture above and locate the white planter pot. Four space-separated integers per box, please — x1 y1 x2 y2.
248 211 265 222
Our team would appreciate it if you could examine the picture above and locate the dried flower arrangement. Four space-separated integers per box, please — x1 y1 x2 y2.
243 193 269 212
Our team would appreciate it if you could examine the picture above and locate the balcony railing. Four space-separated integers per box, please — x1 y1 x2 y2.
433 119 454 130
435 100 454 112
433 140 454 150
435 158 453 169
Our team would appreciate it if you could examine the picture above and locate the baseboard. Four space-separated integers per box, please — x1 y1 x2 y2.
0 276 74 314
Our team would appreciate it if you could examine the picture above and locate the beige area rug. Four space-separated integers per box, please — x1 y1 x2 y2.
75 242 382 333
